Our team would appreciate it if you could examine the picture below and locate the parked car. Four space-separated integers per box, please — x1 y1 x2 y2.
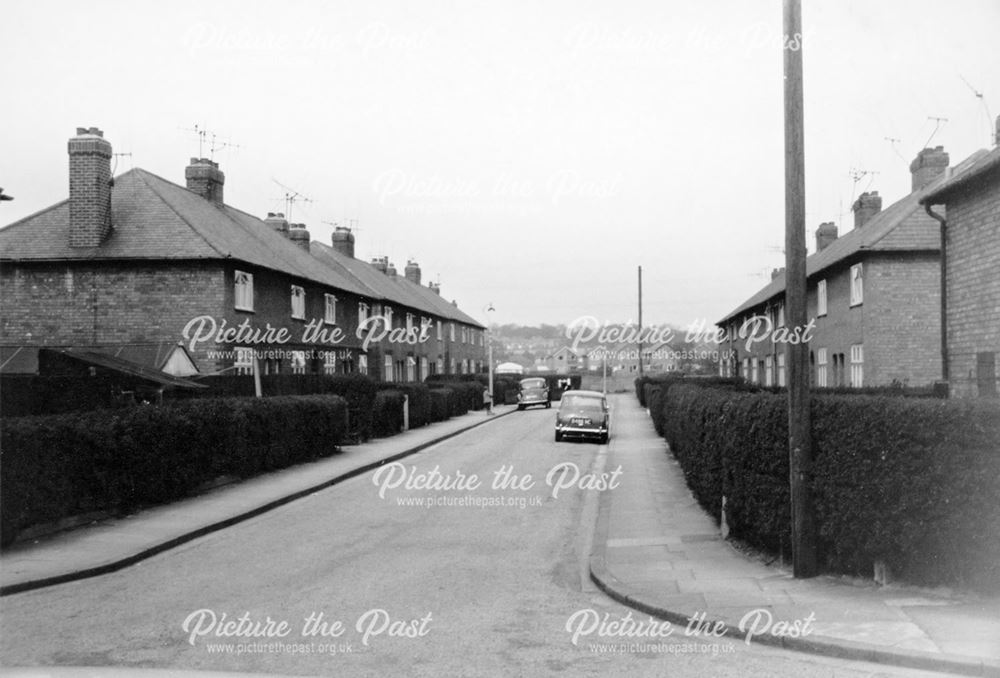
517 377 550 410
554 390 609 443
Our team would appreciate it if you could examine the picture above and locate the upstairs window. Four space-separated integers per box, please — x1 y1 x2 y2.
437 320 443 341
385 306 394 328
324 294 337 325
817 280 828 317
323 351 337 375
235 271 254 311
449 323 456 342
776 303 785 328
406 313 415 333
850 264 863 306
290 285 306 319
359 302 369 325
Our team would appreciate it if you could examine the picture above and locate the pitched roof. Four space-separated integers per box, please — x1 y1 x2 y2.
310 241 485 328
921 146 1000 204
718 150 991 324
0 167 484 325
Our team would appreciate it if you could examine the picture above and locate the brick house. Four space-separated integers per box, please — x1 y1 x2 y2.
0 128 485 381
920 129 1000 398
716 146 987 389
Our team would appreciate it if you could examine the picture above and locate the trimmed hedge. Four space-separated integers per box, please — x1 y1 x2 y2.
373 390 406 437
378 383 434 428
0 394 348 547
649 382 1000 590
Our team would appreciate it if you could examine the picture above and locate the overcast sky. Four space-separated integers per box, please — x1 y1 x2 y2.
2 0 997 328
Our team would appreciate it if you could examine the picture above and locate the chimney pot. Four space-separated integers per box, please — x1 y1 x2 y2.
265 212 290 236
370 257 388 274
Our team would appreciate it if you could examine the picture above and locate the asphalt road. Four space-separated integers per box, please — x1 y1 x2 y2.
0 407 951 677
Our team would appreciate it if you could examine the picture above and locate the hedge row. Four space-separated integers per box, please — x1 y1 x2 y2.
646 382 1000 590
1 395 349 547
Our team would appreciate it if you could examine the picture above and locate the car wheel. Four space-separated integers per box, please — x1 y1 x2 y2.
599 433 608 445
545 402 551 409
517 405 524 411
554 431 562 442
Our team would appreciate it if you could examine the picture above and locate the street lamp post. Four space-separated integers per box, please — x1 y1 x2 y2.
486 303 495 414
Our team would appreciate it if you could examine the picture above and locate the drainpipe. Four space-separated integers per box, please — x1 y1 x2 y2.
925 204 948 382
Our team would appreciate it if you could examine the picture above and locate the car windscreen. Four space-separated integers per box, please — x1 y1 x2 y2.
560 395 604 410
520 379 546 389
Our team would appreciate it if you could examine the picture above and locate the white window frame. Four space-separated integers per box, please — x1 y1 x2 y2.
406 313 415 333
436 357 444 375
234 270 254 312
419 356 428 381
751 359 759 384
850 264 863 306
291 285 306 320
323 351 337 375
385 306 394 328
436 320 443 341
742 357 750 379
776 303 785 328
406 356 416 382
290 350 307 375
777 353 786 387
850 344 864 388
234 347 253 375
324 294 338 325
384 355 393 382
764 355 774 386
358 354 368 375
817 348 828 387
817 279 827 317
359 302 369 325
449 323 456 342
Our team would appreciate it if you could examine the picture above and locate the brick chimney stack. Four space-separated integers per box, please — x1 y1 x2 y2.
852 191 882 229
910 146 949 192
185 158 225 206
288 223 311 251
404 259 421 285
815 222 838 252
428 281 441 295
331 226 355 257
265 212 290 237
370 256 388 274
68 127 113 248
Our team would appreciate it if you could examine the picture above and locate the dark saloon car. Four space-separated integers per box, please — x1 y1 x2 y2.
517 377 550 410
554 390 609 443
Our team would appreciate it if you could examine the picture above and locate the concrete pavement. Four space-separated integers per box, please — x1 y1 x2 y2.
590 393 1000 677
0 405 515 596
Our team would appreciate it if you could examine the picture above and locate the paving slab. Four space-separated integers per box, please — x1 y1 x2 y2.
590 393 1000 676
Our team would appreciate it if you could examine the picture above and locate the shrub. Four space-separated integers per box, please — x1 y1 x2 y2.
378 383 432 429
372 390 406 437
0 394 348 547
428 388 453 422
650 383 1000 590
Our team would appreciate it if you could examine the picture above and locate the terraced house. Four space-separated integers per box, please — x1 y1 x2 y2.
0 127 486 382
716 145 990 389
921 126 1000 399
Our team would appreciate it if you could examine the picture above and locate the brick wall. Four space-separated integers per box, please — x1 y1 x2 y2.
865 252 942 386
945 178 1000 397
0 261 224 365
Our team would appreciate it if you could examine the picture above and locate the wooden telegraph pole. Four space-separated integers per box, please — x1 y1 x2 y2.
783 0 817 577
